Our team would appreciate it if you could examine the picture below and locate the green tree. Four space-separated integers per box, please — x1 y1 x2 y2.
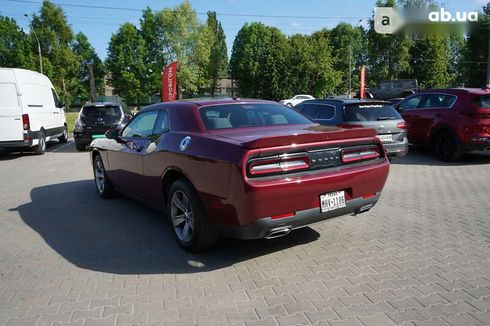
288 32 341 98
329 22 366 95
157 0 208 97
464 3 490 87
72 32 105 102
230 22 290 100
31 0 79 104
409 33 451 88
106 23 148 106
366 0 412 86
206 11 228 97
0 16 35 69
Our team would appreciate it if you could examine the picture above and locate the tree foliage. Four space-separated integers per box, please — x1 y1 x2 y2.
464 4 490 87
106 23 148 105
0 16 35 69
206 11 228 97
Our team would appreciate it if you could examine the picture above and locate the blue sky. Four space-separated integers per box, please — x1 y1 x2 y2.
1 0 486 60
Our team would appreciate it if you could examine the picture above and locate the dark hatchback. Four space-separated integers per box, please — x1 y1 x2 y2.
74 102 130 151
294 99 409 159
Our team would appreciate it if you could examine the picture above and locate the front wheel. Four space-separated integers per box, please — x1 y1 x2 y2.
433 131 462 162
93 155 117 198
75 141 86 151
167 179 218 252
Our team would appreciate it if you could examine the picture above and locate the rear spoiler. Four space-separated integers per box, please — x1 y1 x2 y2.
242 127 377 149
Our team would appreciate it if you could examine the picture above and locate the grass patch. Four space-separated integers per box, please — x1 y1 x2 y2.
65 112 78 134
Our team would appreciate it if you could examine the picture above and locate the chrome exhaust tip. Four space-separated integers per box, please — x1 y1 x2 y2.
354 204 374 215
265 227 292 239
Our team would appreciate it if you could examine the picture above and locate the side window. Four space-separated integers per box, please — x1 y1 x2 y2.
51 89 62 108
294 104 305 113
392 81 403 89
379 81 391 89
315 104 335 120
419 94 456 109
121 111 159 138
399 95 422 110
153 110 169 135
302 104 318 119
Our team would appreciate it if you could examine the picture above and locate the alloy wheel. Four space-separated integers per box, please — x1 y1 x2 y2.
170 190 194 242
94 159 105 194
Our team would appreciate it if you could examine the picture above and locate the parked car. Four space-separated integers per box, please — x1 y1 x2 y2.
280 95 315 107
90 99 390 251
0 68 67 154
365 79 418 100
73 102 130 151
294 99 408 159
395 88 490 161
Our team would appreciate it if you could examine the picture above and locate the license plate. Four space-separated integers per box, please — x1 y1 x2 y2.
320 190 346 213
377 134 393 143
92 134 105 139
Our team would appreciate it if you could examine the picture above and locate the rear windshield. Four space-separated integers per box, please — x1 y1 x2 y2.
200 103 312 130
81 105 121 117
343 104 401 122
476 95 490 108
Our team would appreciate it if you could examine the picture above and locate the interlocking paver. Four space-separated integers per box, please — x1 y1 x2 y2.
0 145 489 326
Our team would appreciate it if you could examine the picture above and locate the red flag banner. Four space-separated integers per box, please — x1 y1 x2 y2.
360 65 366 99
162 61 178 102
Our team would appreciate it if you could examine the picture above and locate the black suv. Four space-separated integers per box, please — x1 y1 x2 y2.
294 98 409 159
74 102 130 151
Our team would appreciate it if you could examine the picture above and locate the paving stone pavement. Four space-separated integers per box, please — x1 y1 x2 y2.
0 142 489 326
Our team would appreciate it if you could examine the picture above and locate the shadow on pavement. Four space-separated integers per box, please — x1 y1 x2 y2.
0 140 83 160
391 146 490 166
11 180 319 274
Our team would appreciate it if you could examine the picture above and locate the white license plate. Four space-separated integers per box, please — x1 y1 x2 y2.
377 134 393 143
320 190 346 213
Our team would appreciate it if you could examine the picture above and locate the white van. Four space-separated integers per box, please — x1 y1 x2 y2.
0 68 67 154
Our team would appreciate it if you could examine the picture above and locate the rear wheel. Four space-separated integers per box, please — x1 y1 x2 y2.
93 155 117 198
167 179 218 252
58 126 68 143
434 131 462 162
75 141 86 151
33 130 46 155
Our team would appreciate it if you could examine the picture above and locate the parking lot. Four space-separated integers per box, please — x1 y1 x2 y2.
0 141 489 326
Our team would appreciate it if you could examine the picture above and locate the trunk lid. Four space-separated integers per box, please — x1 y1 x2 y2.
80 105 122 127
209 124 377 149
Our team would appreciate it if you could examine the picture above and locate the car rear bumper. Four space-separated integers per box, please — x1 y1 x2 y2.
0 130 39 149
383 139 409 157
217 193 380 239
74 130 109 145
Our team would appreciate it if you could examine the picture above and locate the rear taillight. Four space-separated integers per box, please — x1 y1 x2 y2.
396 121 407 129
341 146 381 163
22 114 30 130
249 155 310 176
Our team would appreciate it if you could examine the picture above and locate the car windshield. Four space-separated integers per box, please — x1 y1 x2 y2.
81 105 121 117
344 103 401 122
200 103 312 130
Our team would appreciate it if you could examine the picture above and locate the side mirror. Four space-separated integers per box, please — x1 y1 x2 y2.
105 128 119 140
59 101 65 108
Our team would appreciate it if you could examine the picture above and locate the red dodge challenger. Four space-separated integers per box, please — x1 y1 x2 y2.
90 99 390 251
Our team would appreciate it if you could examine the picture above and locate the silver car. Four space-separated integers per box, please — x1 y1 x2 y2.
293 99 409 159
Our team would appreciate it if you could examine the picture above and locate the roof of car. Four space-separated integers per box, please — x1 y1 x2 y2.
140 98 278 112
305 98 390 104
421 88 490 95
83 102 120 107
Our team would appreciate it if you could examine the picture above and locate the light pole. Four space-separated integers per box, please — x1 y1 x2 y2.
348 19 363 98
24 14 43 75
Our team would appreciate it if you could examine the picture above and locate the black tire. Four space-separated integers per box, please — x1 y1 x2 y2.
58 125 68 143
33 130 46 155
167 179 218 252
93 155 117 198
433 131 462 162
75 141 86 151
